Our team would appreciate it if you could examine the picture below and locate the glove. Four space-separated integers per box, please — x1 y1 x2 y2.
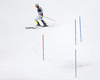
41 13 43 17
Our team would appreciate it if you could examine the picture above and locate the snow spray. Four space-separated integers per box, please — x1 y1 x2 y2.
75 49 77 77
79 16 82 42
42 35 44 60
75 19 77 45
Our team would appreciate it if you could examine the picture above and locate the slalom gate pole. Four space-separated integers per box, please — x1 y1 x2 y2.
75 49 77 77
42 35 44 60
79 16 82 42
43 16 56 22
75 19 77 45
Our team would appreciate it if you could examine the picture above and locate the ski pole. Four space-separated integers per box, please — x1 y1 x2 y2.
43 16 56 22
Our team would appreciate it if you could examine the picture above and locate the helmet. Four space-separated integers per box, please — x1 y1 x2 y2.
35 3 39 7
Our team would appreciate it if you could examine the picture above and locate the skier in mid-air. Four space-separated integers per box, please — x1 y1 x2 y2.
35 3 48 27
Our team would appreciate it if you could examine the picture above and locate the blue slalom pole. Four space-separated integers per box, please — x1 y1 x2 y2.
79 16 82 42
75 49 77 77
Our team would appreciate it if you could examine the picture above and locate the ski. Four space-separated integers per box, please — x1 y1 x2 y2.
25 26 43 29
25 25 48 29
25 27 35 29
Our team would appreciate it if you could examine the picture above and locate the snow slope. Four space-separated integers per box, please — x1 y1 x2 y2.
0 0 100 80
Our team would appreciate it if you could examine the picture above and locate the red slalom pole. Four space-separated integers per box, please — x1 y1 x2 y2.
42 35 44 60
75 19 77 45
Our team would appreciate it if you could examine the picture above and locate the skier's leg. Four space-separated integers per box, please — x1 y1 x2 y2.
41 20 48 27
35 15 41 26
34 19 40 26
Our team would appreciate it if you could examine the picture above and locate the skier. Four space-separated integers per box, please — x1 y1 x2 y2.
35 4 48 27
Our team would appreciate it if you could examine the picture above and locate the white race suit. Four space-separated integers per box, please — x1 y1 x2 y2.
35 7 43 20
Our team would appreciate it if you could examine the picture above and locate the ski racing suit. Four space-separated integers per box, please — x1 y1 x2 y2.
35 7 43 20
